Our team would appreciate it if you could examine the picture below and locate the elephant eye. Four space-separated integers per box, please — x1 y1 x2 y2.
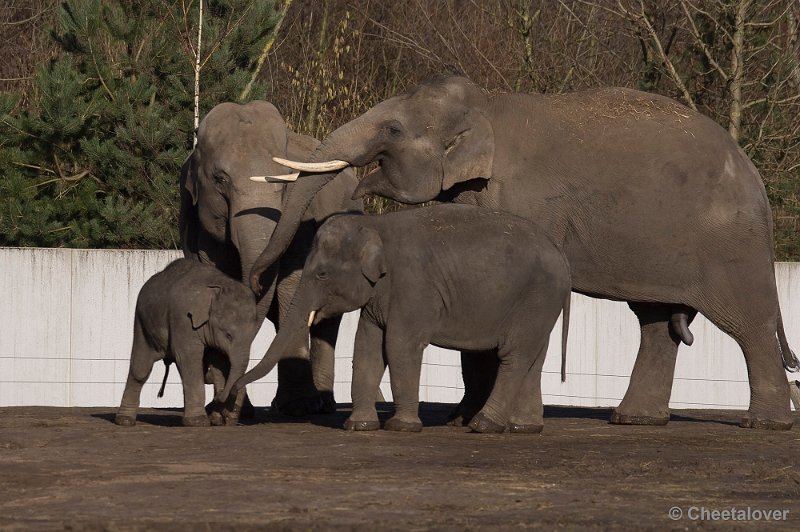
383 120 404 137
316 271 329 281
225 332 233 342
213 173 228 186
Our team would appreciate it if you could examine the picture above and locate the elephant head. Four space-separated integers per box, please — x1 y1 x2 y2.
181 100 298 294
248 76 492 293
189 280 260 404
235 215 385 389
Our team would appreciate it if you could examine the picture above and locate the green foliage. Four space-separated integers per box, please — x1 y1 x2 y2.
0 0 277 248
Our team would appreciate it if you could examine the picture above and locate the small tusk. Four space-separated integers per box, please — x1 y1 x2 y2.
273 157 349 172
250 173 300 183
307 310 317 327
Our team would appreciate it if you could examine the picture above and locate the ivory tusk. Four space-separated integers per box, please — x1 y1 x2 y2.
307 310 317 327
250 173 300 183
272 157 349 172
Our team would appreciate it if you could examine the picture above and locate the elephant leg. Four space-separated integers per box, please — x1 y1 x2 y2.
697 298 793 429
447 350 498 427
271 265 322 416
201 349 254 425
469 341 537 434
310 315 342 414
382 332 427 433
175 351 211 427
345 318 386 431
508 344 548 434
116 321 157 426
203 353 228 426
221 386 251 426
611 302 690 426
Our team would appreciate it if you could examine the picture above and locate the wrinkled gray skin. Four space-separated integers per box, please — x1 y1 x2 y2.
116 259 259 427
250 75 798 429
236 205 571 433
180 101 362 415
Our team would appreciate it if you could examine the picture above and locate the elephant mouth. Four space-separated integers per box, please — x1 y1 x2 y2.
365 160 382 177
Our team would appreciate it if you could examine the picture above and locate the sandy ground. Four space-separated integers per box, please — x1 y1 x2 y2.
0 403 798 530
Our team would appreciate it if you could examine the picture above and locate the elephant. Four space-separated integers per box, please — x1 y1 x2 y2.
116 259 260 427
234 204 572 433
248 75 799 430
180 100 363 415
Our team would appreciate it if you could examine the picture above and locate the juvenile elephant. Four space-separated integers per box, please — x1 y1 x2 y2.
249 75 798 429
180 100 363 415
235 204 571 433
116 259 259 427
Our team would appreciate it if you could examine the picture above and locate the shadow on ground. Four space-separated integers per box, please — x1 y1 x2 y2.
91 403 627 429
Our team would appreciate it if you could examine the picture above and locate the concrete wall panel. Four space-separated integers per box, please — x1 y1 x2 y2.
1 248 797 413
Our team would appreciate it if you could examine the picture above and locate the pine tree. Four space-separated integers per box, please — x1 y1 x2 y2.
0 0 278 248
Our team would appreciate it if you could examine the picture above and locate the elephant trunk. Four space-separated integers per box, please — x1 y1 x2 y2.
232 290 315 394
230 209 278 312
248 172 334 295
217 346 249 403
248 114 385 295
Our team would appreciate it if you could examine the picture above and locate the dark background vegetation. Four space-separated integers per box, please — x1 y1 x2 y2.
2 0 799 258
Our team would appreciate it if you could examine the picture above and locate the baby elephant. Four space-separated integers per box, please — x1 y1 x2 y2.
116 259 259 427
235 204 571 433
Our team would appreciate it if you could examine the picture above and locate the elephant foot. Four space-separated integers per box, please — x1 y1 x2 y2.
468 412 506 434
508 422 543 434
446 400 479 427
739 417 793 430
114 414 136 427
384 416 423 432
343 418 381 431
319 391 337 414
208 410 226 426
240 396 256 419
220 406 243 426
446 415 469 427
610 409 670 426
271 394 324 417
182 415 211 427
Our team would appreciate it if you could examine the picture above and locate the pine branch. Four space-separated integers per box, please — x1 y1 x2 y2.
240 0 294 102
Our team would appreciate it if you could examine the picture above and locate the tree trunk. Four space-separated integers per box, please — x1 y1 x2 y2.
728 0 749 143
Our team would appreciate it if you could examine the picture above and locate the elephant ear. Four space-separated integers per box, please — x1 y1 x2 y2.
441 109 494 191
359 228 386 284
179 152 201 258
188 285 222 329
180 152 199 206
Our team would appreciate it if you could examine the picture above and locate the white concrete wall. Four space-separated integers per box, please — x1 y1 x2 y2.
1 247 798 411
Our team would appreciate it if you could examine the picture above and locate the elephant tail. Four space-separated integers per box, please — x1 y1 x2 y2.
157 361 171 398
777 308 799 372
561 291 571 383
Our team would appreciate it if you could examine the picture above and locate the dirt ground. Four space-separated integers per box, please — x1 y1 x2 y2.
0 404 798 530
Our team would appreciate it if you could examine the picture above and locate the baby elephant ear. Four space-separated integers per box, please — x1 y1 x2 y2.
189 285 222 329
441 108 494 191
359 228 386 284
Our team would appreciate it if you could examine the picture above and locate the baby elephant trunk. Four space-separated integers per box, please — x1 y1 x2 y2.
216 350 249 404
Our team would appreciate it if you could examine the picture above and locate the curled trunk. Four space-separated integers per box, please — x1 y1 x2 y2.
249 172 336 294
217 348 249 403
248 116 380 294
233 290 313 392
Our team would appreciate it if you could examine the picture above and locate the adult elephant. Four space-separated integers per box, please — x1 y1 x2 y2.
180 100 362 414
249 75 799 429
